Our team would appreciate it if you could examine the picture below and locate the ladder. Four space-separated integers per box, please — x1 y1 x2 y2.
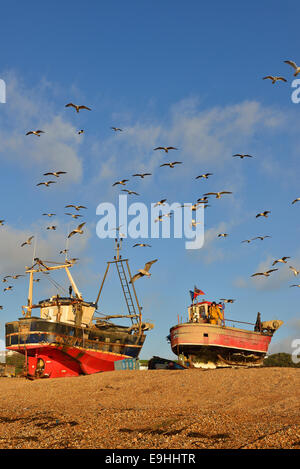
115 259 138 326
94 238 143 334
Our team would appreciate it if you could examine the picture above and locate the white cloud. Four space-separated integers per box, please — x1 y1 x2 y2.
234 252 300 291
0 221 90 277
0 73 84 184
89 98 290 194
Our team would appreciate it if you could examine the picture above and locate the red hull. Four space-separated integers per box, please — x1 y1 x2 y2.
170 322 273 368
170 323 272 354
8 344 132 378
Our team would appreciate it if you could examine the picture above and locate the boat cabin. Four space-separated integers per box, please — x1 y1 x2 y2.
39 296 96 327
188 301 224 324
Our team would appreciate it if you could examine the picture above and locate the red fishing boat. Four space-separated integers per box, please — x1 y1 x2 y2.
5 239 153 378
169 296 283 368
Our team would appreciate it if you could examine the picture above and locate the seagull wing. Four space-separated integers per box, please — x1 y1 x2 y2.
284 60 298 70
130 272 143 283
144 259 157 272
78 106 91 111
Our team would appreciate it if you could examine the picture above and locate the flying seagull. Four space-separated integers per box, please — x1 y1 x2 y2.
65 213 83 219
218 233 228 238
78 129 84 135
65 205 87 211
290 284 300 288
11 274 24 280
251 269 278 277
256 211 270 218
21 236 34 247
160 162 182 168
132 173 152 178
37 181 56 187
292 198 300 204
43 171 67 178
154 146 178 153
220 299 235 303
121 190 139 195
233 154 253 159
129 260 157 283
4 286 13 292
43 213 56 217
191 220 201 227
46 226 57 231
60 249 69 255
26 130 45 137
0 220 4 226
112 179 129 186
263 76 287 84
154 199 167 207
289 266 300 276
196 173 213 179
252 236 271 241
241 239 252 243
67 223 86 239
111 127 123 132
204 191 232 199
272 257 290 266
284 60 300 76
65 103 91 112
133 243 151 247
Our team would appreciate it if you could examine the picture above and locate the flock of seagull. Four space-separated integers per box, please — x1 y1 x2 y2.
1 57 300 306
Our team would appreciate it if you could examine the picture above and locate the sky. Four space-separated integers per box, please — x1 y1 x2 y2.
0 0 300 359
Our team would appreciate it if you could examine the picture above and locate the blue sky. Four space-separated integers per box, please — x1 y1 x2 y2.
0 1 300 359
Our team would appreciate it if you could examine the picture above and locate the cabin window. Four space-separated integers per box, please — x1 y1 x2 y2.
200 306 207 318
203 333 208 337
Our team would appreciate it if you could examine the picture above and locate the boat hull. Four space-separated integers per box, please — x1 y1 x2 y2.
170 322 272 368
5 317 145 378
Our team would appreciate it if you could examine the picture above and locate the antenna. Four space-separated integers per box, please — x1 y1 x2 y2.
32 235 37 264
114 237 122 261
65 223 70 262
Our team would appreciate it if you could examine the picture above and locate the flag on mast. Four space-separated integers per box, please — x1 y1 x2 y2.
189 286 205 301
